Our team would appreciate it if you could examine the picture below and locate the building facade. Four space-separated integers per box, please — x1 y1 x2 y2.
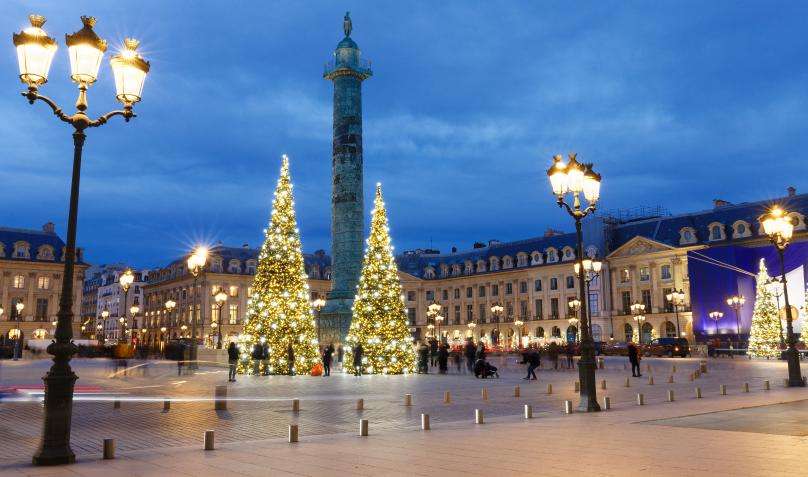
80 263 125 338
95 268 150 343
0 223 88 344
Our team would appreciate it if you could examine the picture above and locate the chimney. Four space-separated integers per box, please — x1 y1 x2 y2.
42 222 55 234
242 243 249 249
788 186 796 197
473 242 486 249
543 228 563 237
713 199 731 208
451 246 457 254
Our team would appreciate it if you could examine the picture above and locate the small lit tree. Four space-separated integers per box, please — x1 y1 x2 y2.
344 184 416 374
748 258 781 358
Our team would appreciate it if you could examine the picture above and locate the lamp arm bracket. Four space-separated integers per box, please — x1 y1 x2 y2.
22 90 71 124
90 107 135 127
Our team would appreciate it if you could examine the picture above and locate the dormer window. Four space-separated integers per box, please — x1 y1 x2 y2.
516 252 528 267
13 241 30 259
789 212 806 231
211 258 223 273
464 261 474 274
530 251 542 265
502 256 513 269
708 222 725 241
489 256 500 271
561 247 575 261
546 248 559 263
424 266 436 279
36 245 54 261
476 260 486 273
228 259 241 274
323 267 332 280
440 264 449 277
679 227 697 245
246 260 257 274
452 264 461 276
732 220 751 239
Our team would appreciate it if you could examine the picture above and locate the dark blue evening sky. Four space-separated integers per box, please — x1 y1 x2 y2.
2 1 807 268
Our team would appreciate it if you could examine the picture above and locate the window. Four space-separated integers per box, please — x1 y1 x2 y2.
562 247 574 260
13 242 30 259
534 279 542 291
35 298 48 321
516 253 528 267
665 321 677 338
407 291 416 302
247 287 253 297
620 268 631 283
534 299 543 319
229 286 238 297
639 267 650 281
454 289 460 299
407 308 416 325
466 305 473 322
588 292 599 315
466 287 472 298
550 298 559 319
442 289 448 300
424 267 435 279
478 286 486 298
519 300 528 318
624 323 633 342
550 278 558 290
709 223 724 241
641 289 652 311
211 304 221 323
546 248 558 263
660 264 672 280
621 291 632 314
680 227 697 245
426 290 434 301
492 284 499 296
13 274 25 288
566 276 575 289
503 256 513 269
476 260 486 273
531 252 542 265
505 283 513 295
37 276 50 289
228 304 239 324
10 298 23 320
464 261 473 274
519 281 527 293
454 305 461 323
505 302 514 320
228 260 241 273
478 304 486 323
663 288 674 312
551 326 561 338
536 326 545 338
246 260 257 274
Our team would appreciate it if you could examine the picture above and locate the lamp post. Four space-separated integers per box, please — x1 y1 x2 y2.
180 324 188 338
708 311 723 336
761 206 804 387
568 299 581 343
12 302 24 360
214 290 229 349
726 295 745 343
426 323 435 338
13 14 149 464
547 153 602 412
186 247 208 369
159 326 167 351
435 314 445 344
574 258 603 338
765 277 786 347
118 269 134 343
666 289 686 337
514 319 525 348
129 305 139 344
426 302 441 342
99 309 109 345
164 299 176 340
311 297 326 345
490 303 504 348
467 321 476 342
630 302 646 344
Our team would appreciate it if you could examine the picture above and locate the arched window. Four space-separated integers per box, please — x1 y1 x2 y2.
679 227 697 245
210 258 223 273
228 259 241 273
323 267 332 280
464 260 474 275
566 325 578 343
452 264 461 276
440 264 449 277
546 248 558 263
489 256 500 271
535 326 545 338
561 246 575 261
551 326 561 338
36 245 54 261
664 321 677 338
516 253 528 267
476 260 486 273
641 322 653 343
624 323 633 342
246 260 257 275
530 251 542 265
789 212 806 231
424 267 436 279
732 220 751 239
502 256 513 269
591 324 602 342
708 222 725 241
12 241 30 259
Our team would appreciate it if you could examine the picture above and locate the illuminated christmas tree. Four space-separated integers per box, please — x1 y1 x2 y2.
238 155 319 375
748 258 781 358
344 184 416 374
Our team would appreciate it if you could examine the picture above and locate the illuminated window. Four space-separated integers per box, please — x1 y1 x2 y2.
13 275 25 288
37 276 50 289
228 304 239 325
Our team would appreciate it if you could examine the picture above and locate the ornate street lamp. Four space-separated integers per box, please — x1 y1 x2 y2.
159 326 167 350
708 311 723 336
435 314 445 343
547 153 602 412
490 303 504 348
765 277 786 347
630 302 646 344
633 314 646 344
666 289 686 337
426 323 435 337
118 269 134 341
514 319 525 348
186 247 208 369
215 290 229 349
760 206 803 386
467 321 477 340
129 305 140 344
574 258 603 338
726 295 745 341
164 299 176 339
11 302 24 360
311 297 326 346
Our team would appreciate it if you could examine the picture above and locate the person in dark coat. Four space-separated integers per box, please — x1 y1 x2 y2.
251 342 263 375
628 342 641 377
286 342 295 376
548 342 560 370
262 341 270 375
429 338 438 367
417 341 429 374
353 343 364 376
521 348 540 380
337 345 344 365
227 342 239 382
452 347 462 373
437 343 449 374
322 344 333 376
565 343 575 369
464 339 476 372
475 342 486 361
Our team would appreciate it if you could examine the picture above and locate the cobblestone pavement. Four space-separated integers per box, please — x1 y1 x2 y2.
1 355 806 475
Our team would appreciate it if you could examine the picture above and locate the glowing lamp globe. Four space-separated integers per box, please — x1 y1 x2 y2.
110 38 149 104
582 164 602 202
13 14 57 87
546 155 568 196
119 269 135 290
65 16 107 85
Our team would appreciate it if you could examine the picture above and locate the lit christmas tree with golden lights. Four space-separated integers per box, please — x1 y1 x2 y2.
748 258 782 359
238 155 320 375
344 184 416 374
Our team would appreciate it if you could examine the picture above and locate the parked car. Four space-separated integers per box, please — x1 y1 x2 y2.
642 338 690 357
602 342 630 356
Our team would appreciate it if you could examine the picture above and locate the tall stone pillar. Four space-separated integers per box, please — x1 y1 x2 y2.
320 13 372 344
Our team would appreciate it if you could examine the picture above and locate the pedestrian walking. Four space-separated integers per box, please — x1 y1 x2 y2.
437 343 449 374
475 342 486 361
227 342 239 382
452 347 462 373
548 342 559 370
417 341 429 374
628 342 641 377
322 344 333 376
429 338 438 367
565 343 575 369
337 344 344 366
464 339 476 372
521 348 540 380
353 343 364 376
287 342 295 376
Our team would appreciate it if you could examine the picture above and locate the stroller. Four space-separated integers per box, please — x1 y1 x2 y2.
473 358 499 379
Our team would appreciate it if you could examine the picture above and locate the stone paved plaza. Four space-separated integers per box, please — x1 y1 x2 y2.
2 356 808 475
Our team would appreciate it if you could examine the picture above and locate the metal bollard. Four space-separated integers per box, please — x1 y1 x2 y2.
356 398 364 411
292 399 300 412
475 409 484 424
514 385 521 398
603 396 611 410
404 393 413 406
204 430 215 450
524 404 533 419
700 361 707 373
783 378 789 387
743 382 749 393
764 380 770 391
637 393 645 406
359 419 369 436
163 399 171 412
672 365 677 373
648 376 655 385
214 385 227 411
103 438 115 460
598 357 605 369
574 381 580 392
288 424 299 443
624 377 631 387
481 388 489 401
646 364 652 373
444 391 451 404
695 387 702 398
720 384 727 395
564 400 573 414
113 399 121 409
667 389 675 402
600 379 607 390
547 383 553 395
421 413 430 430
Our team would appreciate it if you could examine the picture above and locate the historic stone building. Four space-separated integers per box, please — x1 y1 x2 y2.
95 268 151 343
0 223 88 344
